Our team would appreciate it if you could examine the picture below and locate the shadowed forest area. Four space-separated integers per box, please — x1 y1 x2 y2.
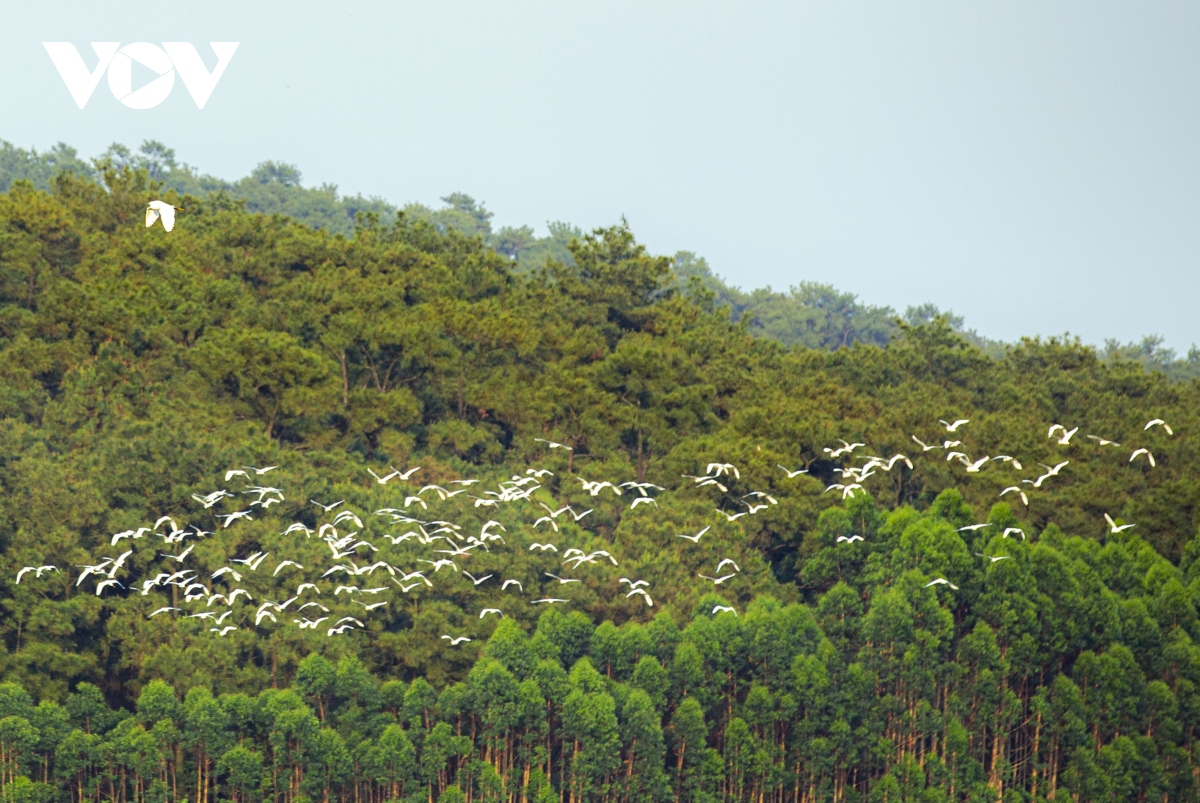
0 144 1199 802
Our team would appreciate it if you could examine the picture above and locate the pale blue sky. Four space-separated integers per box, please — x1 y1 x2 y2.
5 2 1200 349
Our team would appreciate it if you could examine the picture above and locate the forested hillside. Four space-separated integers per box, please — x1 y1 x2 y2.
2 158 1200 802
11 137 1198 375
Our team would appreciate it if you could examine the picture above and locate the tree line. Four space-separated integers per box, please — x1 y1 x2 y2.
9 137 1193 373
2 492 1200 803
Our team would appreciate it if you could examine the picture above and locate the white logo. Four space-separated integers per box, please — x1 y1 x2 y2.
43 42 239 109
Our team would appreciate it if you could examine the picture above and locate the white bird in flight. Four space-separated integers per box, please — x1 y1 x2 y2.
626 588 653 606
991 455 1023 470
836 534 864 544
712 605 737 615
217 510 253 528
911 435 940 452
310 499 344 513
824 440 864 458
1104 513 1136 533
160 544 194 562
534 438 572 450
1047 425 1079 445
1130 448 1156 467
924 578 959 590
1002 528 1026 540
1144 419 1173 435
999 487 1029 506
678 526 711 543
145 200 181 232
479 608 504 618
1086 435 1120 447
698 573 737 585
778 465 808 478
367 467 404 484
15 565 58 583
232 551 269 571
95 578 123 595
964 456 990 473
939 419 969 432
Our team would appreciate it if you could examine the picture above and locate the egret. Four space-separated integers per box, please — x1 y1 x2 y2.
311 499 344 513
999 487 1029 506
698 573 737 585
534 438 572 450
367 467 403 484
1145 419 1174 435
15 565 57 583
1104 513 1136 533
627 588 653 606
95 578 122 595
1130 448 1156 467
1086 435 1120 447
145 200 182 231
1048 425 1079 445
924 578 959 590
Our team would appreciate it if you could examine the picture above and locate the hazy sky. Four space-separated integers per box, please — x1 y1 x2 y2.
5 2 1200 349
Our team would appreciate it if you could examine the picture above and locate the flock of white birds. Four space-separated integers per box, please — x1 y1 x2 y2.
12 375 1175 648
124 202 1183 637
12 444 779 646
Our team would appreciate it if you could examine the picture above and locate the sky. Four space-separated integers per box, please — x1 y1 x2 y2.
4 2 1200 349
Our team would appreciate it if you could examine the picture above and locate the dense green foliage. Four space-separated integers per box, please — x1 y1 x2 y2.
3 153 1200 801
9 137 1191 371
